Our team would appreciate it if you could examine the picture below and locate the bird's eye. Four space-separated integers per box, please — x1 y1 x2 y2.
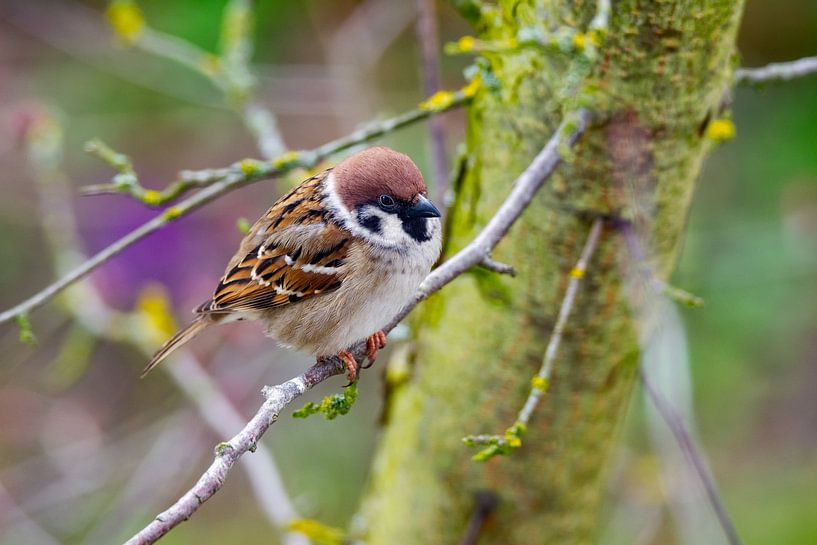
378 195 396 210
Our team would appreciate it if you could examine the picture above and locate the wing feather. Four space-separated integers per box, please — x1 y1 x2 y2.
200 171 350 315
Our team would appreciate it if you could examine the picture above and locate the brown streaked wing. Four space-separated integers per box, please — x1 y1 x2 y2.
204 222 350 314
222 170 331 274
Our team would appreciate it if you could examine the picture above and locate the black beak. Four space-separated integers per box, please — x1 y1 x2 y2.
406 195 441 219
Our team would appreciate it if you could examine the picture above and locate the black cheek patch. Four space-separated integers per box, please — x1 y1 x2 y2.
359 213 382 234
401 218 431 242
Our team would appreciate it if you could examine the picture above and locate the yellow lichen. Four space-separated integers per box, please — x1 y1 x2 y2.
142 190 162 206
531 376 549 392
288 519 345 545
457 35 476 52
163 207 182 221
706 118 736 143
419 90 455 112
507 436 522 448
461 75 482 98
573 32 587 52
238 158 261 175
136 284 177 345
272 151 300 170
569 266 586 280
106 0 145 45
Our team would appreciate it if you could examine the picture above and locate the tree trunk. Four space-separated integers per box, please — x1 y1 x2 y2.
360 1 745 544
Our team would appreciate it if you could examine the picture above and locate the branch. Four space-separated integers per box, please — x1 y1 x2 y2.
415 0 450 206
618 221 704 308
0 481 64 545
110 0 286 159
0 91 470 326
124 359 344 545
123 109 591 545
463 217 604 460
640 369 744 545
617 217 741 545
478 257 516 276
736 55 817 85
458 491 499 545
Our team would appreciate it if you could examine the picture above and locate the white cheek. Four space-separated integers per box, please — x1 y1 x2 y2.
373 209 413 246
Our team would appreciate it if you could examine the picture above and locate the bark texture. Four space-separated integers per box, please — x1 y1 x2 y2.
361 1 745 544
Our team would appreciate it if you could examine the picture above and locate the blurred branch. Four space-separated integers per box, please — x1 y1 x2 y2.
415 0 450 206
124 110 591 545
736 55 817 85
22 107 308 545
318 0 416 131
108 0 286 159
0 481 64 545
618 221 704 308
79 418 202 545
458 491 499 545
618 219 742 545
641 369 743 545
463 217 604 460
0 89 471 326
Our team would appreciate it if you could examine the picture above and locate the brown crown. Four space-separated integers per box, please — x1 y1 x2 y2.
333 147 427 209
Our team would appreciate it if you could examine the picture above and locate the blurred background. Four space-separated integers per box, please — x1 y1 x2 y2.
0 1 815 544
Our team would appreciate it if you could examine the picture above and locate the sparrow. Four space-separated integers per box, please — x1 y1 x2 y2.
142 146 443 382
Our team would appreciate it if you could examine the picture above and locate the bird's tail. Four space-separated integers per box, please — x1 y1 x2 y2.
141 317 211 377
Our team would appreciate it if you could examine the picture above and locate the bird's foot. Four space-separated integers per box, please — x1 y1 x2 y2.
363 331 387 369
337 351 358 385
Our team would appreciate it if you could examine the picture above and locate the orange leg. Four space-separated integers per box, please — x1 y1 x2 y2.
363 331 387 368
337 351 358 384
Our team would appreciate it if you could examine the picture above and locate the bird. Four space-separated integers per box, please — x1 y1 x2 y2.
142 146 443 383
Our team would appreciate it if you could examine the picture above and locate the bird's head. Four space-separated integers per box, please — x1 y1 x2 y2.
326 147 441 248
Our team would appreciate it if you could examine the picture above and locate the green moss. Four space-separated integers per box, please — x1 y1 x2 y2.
292 383 358 420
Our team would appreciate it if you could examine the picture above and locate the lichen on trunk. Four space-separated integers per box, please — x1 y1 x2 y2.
360 1 745 544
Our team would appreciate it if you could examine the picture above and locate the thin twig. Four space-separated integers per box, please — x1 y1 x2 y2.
415 0 450 206
319 0 416 131
0 481 64 545
464 217 604 459
735 55 817 85
123 110 591 545
518 217 603 422
0 93 469 326
618 221 704 308
640 370 744 545
458 491 499 545
131 0 287 159
619 221 743 545
478 257 516 276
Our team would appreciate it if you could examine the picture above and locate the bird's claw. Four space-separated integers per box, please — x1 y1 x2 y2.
337 351 358 386
363 331 387 369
